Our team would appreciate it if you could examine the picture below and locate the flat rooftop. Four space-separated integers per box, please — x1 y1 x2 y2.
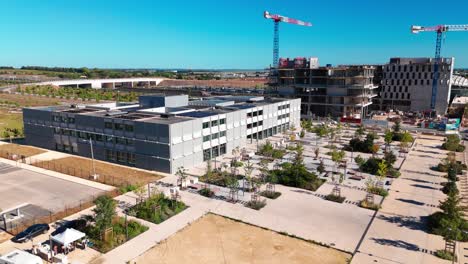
26 95 293 125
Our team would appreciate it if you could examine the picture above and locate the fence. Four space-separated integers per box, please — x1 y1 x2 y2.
2 188 121 236
0 150 142 188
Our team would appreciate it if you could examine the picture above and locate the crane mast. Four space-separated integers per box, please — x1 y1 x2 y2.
411 24 468 112
264 11 312 69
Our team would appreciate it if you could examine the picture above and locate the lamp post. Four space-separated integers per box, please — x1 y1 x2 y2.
89 138 96 177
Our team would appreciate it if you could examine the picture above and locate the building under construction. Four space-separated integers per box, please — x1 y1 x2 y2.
271 57 378 119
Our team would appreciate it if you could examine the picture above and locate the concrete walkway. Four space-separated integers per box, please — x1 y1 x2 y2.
352 135 451 264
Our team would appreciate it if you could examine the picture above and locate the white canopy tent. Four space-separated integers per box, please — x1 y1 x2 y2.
51 228 85 246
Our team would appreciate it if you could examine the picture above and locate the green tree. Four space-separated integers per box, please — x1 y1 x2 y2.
317 159 325 174
355 125 366 139
176 166 188 189
93 195 117 232
376 160 388 183
384 129 393 150
392 120 401 133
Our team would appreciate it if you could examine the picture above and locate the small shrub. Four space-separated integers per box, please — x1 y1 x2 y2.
387 168 401 178
259 191 282 199
435 249 457 261
245 199 267 210
198 188 215 198
368 186 388 197
359 200 380 211
119 184 138 194
324 194 345 203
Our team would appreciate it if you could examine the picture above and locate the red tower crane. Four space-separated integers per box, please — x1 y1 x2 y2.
411 24 468 112
264 11 312 68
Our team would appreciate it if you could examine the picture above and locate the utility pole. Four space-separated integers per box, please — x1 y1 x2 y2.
89 138 97 177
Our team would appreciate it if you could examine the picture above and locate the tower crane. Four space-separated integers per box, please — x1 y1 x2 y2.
411 24 468 112
264 11 312 68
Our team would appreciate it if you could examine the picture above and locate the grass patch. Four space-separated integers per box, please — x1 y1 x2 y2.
85 216 148 253
0 143 45 158
324 194 346 203
368 187 388 197
435 249 457 261
33 156 162 187
359 200 380 211
245 199 267 210
259 191 282 199
198 187 215 198
127 193 187 224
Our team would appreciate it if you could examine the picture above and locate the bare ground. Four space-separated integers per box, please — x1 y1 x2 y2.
34 156 162 187
134 214 351 264
0 143 46 158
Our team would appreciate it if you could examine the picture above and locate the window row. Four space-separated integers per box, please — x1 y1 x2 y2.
52 115 75 124
202 118 226 129
247 124 289 142
384 93 411 100
277 113 289 120
247 120 263 129
384 86 409 93
203 143 227 161
278 104 290 111
54 128 134 146
203 131 227 142
104 122 134 132
247 110 263 117
105 149 136 165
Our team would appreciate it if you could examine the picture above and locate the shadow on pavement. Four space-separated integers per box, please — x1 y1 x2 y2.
396 198 425 206
370 238 420 251
377 214 428 231
411 184 439 191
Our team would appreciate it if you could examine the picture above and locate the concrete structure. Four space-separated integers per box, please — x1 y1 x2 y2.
378 57 455 113
450 74 468 101
35 78 165 89
23 95 300 173
271 57 378 118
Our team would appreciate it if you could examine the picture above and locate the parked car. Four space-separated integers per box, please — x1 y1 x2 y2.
12 224 49 243
51 219 86 236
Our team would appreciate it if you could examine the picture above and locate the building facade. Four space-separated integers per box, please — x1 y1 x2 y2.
378 57 455 113
23 95 300 174
271 57 378 119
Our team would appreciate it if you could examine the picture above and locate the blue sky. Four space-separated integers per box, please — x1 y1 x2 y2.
1 0 467 69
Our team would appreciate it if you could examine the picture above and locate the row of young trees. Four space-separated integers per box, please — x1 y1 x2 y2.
429 153 468 261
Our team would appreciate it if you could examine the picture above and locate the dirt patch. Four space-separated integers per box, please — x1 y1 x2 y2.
0 232 12 243
0 93 80 107
0 143 46 158
34 156 162 187
134 214 351 264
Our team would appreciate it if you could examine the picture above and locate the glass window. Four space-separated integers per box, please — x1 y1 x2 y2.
96 134 103 142
212 133 219 139
125 124 134 132
212 147 219 157
106 136 114 143
117 151 126 163
203 122 210 129
116 137 126 145
126 139 134 146
203 135 211 142
247 123 252 129
68 117 75 124
247 112 253 117
219 118 226 125
114 123 124 130
54 128 61 134
128 153 135 165
259 110 263 116
219 131 226 137
105 122 113 129
253 111 258 117
211 120 218 126
203 149 211 161
220 144 226 155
